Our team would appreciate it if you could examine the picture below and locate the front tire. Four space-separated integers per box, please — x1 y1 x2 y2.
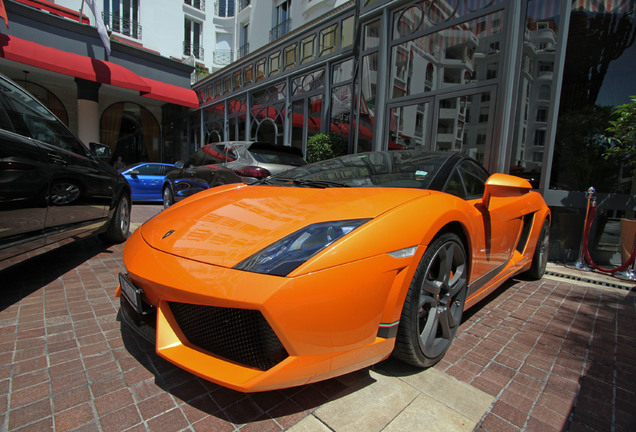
99 193 130 243
393 232 468 367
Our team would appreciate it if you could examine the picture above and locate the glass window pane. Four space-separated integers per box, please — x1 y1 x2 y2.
301 35 316 63
319 24 337 56
364 20 381 50
436 93 488 164
341 16 355 48
389 11 504 99
388 102 430 150
332 58 354 84
269 52 281 76
283 44 297 71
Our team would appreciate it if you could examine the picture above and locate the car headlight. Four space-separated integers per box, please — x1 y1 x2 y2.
234 219 371 276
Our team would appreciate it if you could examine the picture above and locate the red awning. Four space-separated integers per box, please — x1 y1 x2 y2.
0 34 199 108
141 77 199 109
0 34 150 92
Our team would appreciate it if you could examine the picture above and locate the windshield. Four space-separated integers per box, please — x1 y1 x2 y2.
249 147 307 166
264 151 452 189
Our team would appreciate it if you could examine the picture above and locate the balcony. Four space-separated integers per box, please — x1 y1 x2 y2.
104 12 142 40
213 49 233 65
184 41 204 60
239 0 251 11
184 0 205 11
270 19 292 43
238 43 249 59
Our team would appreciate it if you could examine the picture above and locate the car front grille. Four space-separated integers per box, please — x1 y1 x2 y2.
168 302 288 371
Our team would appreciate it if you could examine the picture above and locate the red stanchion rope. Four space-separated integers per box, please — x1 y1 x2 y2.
582 203 636 273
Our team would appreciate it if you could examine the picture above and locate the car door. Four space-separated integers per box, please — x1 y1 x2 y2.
1 77 114 244
127 164 167 200
0 80 49 263
444 160 526 282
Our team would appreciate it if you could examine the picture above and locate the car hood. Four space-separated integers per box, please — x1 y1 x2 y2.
140 184 429 268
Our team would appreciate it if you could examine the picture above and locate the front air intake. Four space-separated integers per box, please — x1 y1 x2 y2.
168 302 288 371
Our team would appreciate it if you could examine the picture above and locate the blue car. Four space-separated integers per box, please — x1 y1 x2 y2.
122 163 176 202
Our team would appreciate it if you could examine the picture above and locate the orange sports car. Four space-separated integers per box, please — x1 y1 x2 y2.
117 150 550 392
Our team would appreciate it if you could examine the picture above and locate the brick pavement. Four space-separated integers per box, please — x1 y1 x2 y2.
0 203 634 431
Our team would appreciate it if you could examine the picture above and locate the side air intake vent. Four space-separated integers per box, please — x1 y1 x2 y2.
516 213 535 253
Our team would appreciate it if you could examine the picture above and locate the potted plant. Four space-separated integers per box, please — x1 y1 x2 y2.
305 133 348 163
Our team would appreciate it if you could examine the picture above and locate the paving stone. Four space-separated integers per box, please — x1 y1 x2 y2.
0 205 634 432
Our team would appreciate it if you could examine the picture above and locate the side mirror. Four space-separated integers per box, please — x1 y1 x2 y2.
89 142 111 159
482 173 532 209
129 170 140 177
175 161 185 169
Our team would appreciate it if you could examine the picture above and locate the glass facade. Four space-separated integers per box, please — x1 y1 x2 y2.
190 0 636 261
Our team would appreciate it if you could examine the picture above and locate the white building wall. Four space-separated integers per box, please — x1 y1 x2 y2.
56 0 352 76
56 0 228 74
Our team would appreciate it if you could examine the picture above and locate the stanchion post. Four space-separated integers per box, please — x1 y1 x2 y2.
566 187 595 271
614 234 636 281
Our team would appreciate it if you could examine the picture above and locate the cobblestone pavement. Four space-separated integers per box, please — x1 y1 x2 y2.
1 204 635 431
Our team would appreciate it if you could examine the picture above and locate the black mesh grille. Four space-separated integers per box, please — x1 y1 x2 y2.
516 213 535 253
168 302 288 371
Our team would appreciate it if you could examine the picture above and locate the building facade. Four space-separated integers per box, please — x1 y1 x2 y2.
0 0 220 168
191 0 636 262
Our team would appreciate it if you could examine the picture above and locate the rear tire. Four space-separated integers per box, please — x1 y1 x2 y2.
393 232 468 367
525 219 550 280
99 193 130 243
162 186 174 209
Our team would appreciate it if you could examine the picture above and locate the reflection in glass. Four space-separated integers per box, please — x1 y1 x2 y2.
393 0 501 33
332 59 354 84
330 85 352 149
251 82 286 144
205 103 225 143
389 103 430 150
435 93 488 163
364 20 381 50
390 11 503 99
552 2 636 193
509 1 561 189
358 53 377 153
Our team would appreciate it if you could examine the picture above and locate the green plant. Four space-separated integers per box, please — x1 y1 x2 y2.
305 133 347 163
603 95 636 167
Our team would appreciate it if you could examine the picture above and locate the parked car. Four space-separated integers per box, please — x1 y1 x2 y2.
162 141 307 208
117 150 550 392
122 163 176 202
0 73 131 271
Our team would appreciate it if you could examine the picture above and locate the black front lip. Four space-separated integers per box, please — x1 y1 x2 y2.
119 297 156 343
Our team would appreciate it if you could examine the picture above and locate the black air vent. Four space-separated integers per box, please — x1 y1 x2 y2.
516 213 535 253
168 302 288 371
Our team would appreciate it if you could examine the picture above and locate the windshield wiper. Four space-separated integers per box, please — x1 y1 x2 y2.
291 179 350 188
256 177 349 188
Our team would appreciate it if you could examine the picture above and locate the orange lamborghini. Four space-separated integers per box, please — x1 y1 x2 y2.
117 150 550 392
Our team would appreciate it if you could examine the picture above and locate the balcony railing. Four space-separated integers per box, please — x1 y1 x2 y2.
104 12 142 40
184 41 204 60
213 49 233 65
238 43 250 59
270 18 291 42
184 0 205 11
